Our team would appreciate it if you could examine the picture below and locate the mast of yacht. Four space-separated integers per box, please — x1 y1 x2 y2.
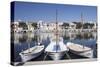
37 22 40 46
55 9 59 52
27 22 31 53
81 13 85 49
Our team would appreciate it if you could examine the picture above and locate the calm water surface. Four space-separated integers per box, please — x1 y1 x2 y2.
11 31 97 62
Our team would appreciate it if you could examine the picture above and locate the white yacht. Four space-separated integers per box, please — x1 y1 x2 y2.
45 10 68 60
45 37 68 60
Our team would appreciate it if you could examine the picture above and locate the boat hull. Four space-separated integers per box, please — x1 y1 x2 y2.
47 51 66 60
69 49 93 58
20 51 43 62
19 45 44 62
45 37 68 60
67 42 93 58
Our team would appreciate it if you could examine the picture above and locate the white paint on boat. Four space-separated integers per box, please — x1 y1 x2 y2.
19 45 44 62
45 38 68 60
67 42 93 58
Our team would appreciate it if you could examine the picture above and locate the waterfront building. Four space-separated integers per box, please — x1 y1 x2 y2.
69 22 76 29
26 22 34 32
11 21 23 33
38 20 63 32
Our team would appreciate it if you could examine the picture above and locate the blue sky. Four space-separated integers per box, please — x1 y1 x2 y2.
13 1 97 22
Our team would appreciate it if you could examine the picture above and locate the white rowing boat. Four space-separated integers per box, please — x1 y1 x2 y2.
67 42 93 58
19 45 44 62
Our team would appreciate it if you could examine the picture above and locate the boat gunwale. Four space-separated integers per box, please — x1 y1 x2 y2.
19 45 44 55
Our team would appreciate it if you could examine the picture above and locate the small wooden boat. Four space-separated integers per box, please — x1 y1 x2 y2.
19 44 44 62
67 42 93 58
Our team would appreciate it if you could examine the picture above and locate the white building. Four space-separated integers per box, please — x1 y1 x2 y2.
38 21 63 32
11 21 23 33
92 22 97 29
69 22 76 29
26 22 34 32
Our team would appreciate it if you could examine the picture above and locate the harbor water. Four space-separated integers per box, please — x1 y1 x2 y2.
11 31 97 63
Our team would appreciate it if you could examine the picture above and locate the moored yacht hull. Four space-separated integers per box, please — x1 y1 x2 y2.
45 37 69 60
47 51 66 60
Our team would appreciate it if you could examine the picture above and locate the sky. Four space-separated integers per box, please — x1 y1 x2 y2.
12 1 97 23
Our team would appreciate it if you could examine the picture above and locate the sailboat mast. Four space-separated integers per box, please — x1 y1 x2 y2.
81 13 84 49
56 9 59 52
81 13 84 29
27 22 31 53
37 23 40 45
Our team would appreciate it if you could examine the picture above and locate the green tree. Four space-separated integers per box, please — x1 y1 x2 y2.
31 23 37 29
83 23 94 29
62 23 69 29
18 22 28 30
76 22 82 29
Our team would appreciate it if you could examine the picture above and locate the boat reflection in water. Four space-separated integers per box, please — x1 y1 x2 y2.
13 30 97 63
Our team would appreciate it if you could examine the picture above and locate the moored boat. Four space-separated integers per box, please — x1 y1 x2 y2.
67 42 93 58
19 44 44 62
45 38 68 60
